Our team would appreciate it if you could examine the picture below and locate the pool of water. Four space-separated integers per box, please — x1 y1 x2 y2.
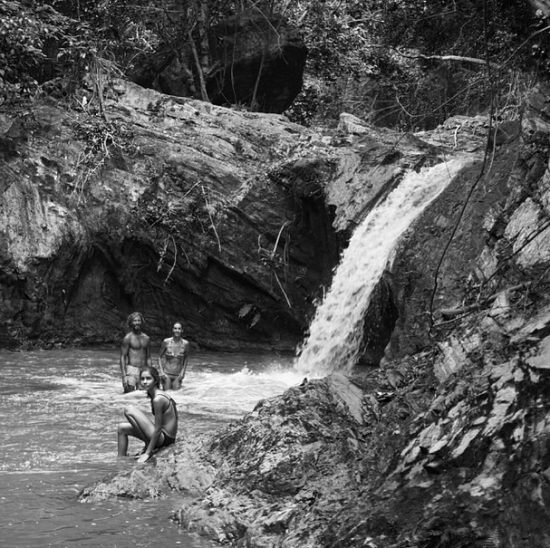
0 348 301 547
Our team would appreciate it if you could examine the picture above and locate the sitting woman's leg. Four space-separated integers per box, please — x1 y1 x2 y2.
117 421 134 456
117 404 155 456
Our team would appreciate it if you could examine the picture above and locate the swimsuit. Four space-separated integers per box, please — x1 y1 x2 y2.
151 393 178 447
166 338 185 359
164 371 181 382
158 433 176 448
125 365 140 388
162 339 186 381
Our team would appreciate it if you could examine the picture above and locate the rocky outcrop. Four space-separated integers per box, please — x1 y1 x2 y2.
81 373 402 546
3 78 549 367
1 77 487 352
80 306 550 548
80 441 215 502
0 81 339 350
132 11 307 114
383 92 549 361
75 85 550 547
324 311 550 548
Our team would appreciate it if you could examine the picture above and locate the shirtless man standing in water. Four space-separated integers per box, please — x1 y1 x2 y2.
120 312 152 393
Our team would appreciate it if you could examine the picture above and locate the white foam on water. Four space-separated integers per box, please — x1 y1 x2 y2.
175 366 304 419
0 349 300 472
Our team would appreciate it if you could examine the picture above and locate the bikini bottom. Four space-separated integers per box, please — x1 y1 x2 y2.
163 372 181 382
158 432 176 448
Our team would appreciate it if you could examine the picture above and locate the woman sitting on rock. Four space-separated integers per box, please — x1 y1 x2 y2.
117 366 178 463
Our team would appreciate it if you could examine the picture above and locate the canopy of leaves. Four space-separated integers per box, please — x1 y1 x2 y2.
1 0 549 128
285 0 550 128
0 0 88 102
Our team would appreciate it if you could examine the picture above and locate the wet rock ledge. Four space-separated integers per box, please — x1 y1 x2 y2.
81 304 550 547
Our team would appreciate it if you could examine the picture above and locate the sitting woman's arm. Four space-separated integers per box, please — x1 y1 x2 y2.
137 396 167 462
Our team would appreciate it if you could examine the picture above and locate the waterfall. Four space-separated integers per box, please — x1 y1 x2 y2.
295 157 470 378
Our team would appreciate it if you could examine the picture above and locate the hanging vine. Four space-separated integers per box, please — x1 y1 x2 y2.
258 221 292 308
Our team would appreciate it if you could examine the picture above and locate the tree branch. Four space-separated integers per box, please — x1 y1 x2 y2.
438 283 531 318
188 28 210 102
395 50 499 68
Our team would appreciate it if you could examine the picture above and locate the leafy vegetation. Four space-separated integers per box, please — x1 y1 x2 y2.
1 0 549 128
285 0 550 128
0 0 86 103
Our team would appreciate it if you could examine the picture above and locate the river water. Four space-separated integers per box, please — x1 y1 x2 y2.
0 348 300 547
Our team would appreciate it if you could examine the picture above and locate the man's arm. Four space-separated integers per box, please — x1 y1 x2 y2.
144 335 152 367
120 334 130 389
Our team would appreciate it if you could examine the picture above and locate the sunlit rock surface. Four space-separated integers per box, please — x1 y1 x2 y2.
1 80 338 349
75 84 550 547
0 77 492 354
80 442 215 502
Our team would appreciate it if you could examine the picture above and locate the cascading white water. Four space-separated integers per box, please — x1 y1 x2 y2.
295 157 471 378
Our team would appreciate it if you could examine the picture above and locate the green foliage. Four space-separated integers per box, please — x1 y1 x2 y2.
286 0 550 129
73 117 136 156
383 0 539 64
287 0 376 78
0 0 173 106
383 0 550 127
285 80 322 127
0 0 93 104
51 0 171 66
2 0 550 128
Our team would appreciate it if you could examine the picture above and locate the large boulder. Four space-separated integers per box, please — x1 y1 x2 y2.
1 79 484 353
205 11 307 113
0 80 335 350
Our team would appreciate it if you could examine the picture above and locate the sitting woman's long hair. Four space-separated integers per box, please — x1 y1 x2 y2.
140 366 161 398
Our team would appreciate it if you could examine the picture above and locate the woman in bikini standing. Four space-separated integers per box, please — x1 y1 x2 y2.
117 366 178 463
157 321 190 390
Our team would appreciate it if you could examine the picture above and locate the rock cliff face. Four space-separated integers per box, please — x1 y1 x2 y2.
0 78 488 354
0 81 339 350
75 84 550 547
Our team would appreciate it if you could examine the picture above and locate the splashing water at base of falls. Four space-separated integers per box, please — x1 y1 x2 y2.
295 157 471 378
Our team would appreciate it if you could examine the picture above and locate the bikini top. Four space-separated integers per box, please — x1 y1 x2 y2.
151 393 178 426
165 338 185 359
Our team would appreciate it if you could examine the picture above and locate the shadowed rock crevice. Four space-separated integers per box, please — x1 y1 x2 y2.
131 10 307 114
359 274 399 366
